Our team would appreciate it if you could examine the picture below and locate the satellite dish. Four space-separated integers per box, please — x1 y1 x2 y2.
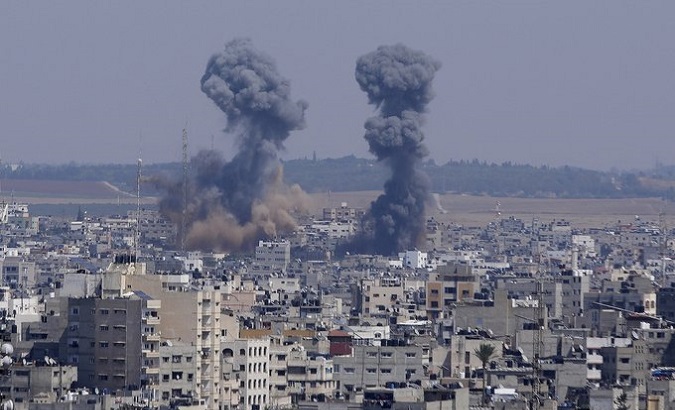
1 356 12 368
44 355 51 365
2 399 13 410
22 358 26 366
0 343 13 355
50 358 58 366
94 388 100 395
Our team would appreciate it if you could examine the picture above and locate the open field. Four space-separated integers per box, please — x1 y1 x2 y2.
4 179 675 228
1 179 157 205
308 191 675 228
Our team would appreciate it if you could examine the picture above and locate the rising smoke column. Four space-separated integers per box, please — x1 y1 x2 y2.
159 38 309 252
200 38 308 223
353 44 441 255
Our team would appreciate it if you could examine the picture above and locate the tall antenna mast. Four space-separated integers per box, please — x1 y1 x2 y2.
529 218 544 410
181 127 189 252
661 211 668 288
135 157 142 265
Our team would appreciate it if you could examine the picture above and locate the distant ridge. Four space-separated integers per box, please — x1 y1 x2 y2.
1 157 675 200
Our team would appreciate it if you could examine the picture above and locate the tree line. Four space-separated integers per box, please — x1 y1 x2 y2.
1 156 673 199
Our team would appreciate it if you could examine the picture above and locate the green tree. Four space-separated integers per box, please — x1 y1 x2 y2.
614 392 630 410
474 343 497 404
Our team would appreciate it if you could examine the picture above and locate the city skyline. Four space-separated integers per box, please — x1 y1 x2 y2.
2 1 675 171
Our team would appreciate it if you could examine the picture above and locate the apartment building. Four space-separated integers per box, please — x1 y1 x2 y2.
228 338 270 410
426 264 479 319
255 240 291 273
65 295 147 391
333 341 424 401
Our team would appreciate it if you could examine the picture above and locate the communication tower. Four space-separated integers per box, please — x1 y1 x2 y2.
181 127 189 252
530 219 545 410
661 211 668 288
135 157 142 264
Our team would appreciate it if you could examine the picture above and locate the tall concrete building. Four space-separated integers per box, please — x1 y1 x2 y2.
66 294 155 392
225 338 270 410
127 274 222 410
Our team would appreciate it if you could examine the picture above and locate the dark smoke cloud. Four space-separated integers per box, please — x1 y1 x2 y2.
355 44 440 117
200 38 308 223
159 39 310 252
346 44 441 256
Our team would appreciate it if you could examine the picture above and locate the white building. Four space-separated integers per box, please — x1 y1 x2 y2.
398 250 428 269
255 240 291 273
229 338 270 410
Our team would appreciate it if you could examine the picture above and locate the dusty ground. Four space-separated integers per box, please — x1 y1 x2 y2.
308 191 675 228
5 178 675 228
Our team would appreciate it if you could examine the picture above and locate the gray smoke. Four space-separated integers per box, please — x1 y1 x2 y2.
160 39 310 252
351 44 441 255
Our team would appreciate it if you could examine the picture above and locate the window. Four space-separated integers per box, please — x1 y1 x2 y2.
100 309 109 315
99 325 109 331
99 341 109 348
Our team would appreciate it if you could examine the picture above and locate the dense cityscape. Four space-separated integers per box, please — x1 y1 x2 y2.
3 4 675 410
1 196 675 410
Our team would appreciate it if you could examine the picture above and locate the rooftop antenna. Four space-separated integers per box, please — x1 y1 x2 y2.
181 126 189 252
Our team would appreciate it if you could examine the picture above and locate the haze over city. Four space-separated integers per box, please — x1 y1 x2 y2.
2 1 675 171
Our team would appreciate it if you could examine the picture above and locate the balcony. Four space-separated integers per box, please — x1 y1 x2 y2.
143 315 160 325
143 349 160 358
143 332 161 342
143 367 161 375
587 353 603 365
587 369 602 380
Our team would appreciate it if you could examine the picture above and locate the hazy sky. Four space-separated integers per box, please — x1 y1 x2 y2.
2 1 674 171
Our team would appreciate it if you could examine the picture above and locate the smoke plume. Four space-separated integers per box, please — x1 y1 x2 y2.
349 44 441 255
159 39 310 252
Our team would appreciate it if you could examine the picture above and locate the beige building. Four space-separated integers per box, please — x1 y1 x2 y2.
126 274 222 410
427 264 479 319
360 277 406 319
